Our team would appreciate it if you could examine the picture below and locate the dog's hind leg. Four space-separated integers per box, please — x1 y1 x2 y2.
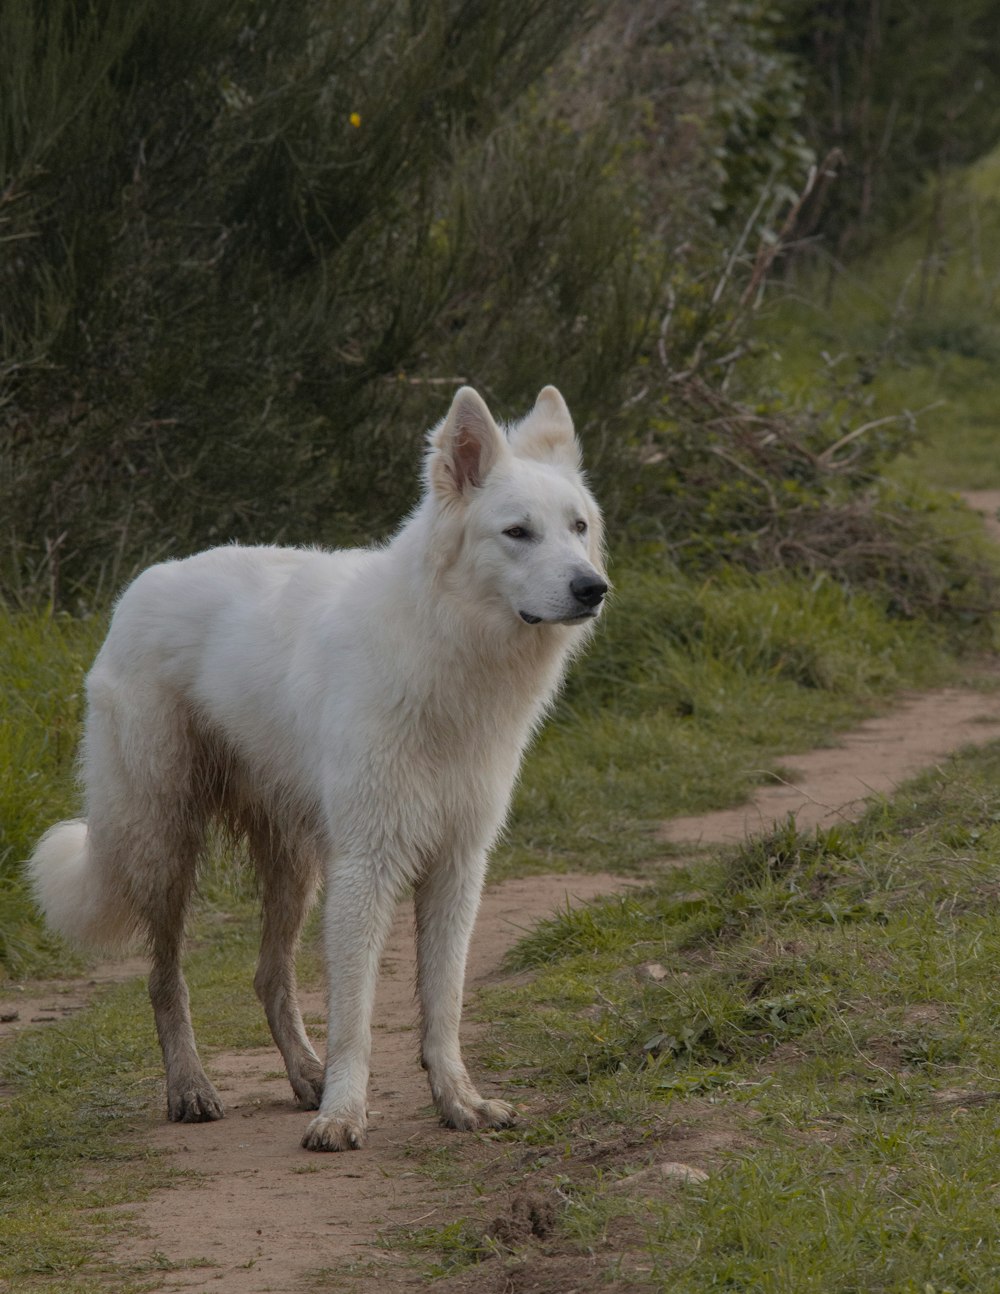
249 824 325 1109
414 853 516 1132
147 869 224 1123
86 672 222 1122
134 802 221 1123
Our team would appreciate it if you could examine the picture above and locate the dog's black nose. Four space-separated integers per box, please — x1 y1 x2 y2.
570 575 608 608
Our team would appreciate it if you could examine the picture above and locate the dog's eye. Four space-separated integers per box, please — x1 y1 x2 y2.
503 526 531 540
574 519 588 535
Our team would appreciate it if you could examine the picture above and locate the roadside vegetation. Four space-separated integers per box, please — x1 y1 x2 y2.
421 741 1000 1291
3 0 1000 1288
0 612 103 976
763 140 1000 494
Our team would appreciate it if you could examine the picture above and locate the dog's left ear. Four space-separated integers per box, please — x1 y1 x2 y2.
429 386 508 499
509 386 581 469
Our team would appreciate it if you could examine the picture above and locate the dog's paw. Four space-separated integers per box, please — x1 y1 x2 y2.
290 1060 325 1111
301 1112 367 1152
442 1096 517 1132
167 1084 225 1123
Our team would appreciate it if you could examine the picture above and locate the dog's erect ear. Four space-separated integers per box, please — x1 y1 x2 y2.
534 385 573 426
429 387 507 499
509 385 581 469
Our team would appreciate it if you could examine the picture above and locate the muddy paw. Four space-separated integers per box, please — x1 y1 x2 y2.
291 1061 325 1111
442 1097 517 1132
168 1085 225 1123
301 1112 367 1152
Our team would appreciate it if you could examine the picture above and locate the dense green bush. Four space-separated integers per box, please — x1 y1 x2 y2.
1 0 996 626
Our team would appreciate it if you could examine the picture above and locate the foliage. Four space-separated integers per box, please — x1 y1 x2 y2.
778 0 1000 254
4 0 992 628
1 0 611 601
758 138 1000 495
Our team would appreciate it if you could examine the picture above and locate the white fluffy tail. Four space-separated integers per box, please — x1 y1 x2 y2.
28 820 136 952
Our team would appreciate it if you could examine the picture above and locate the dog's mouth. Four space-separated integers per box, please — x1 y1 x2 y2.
519 609 597 626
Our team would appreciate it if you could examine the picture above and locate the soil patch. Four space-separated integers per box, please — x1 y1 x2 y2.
0 956 149 1046
110 873 629 1292
659 681 1000 846
963 489 1000 544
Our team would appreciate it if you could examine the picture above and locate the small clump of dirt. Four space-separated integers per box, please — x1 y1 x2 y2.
485 1189 557 1248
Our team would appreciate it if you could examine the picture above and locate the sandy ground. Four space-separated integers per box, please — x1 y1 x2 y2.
5 490 1000 1290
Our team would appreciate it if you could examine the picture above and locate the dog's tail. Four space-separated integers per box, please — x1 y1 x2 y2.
28 820 136 951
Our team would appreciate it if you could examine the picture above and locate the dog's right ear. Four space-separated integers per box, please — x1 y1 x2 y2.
429 387 507 499
508 386 581 470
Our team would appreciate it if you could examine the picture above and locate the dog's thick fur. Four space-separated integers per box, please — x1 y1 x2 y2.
29 386 606 1151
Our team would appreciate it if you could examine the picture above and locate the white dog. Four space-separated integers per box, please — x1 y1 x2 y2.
29 385 606 1151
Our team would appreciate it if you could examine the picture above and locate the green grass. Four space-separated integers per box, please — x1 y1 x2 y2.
0 609 105 868
498 559 962 877
0 609 106 977
460 741 1000 1290
761 142 1000 491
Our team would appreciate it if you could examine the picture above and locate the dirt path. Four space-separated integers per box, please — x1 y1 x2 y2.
660 682 1000 846
110 873 629 1292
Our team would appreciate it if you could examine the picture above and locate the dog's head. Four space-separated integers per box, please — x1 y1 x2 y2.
426 386 607 628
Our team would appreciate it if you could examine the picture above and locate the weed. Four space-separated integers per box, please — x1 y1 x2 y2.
381 1219 491 1277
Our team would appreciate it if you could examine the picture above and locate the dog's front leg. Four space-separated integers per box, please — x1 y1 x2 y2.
415 853 517 1132
301 861 397 1151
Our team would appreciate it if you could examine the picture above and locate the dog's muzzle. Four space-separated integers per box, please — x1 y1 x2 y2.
519 575 608 625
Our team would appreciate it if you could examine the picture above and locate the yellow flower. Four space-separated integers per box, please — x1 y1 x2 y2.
349 112 362 128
